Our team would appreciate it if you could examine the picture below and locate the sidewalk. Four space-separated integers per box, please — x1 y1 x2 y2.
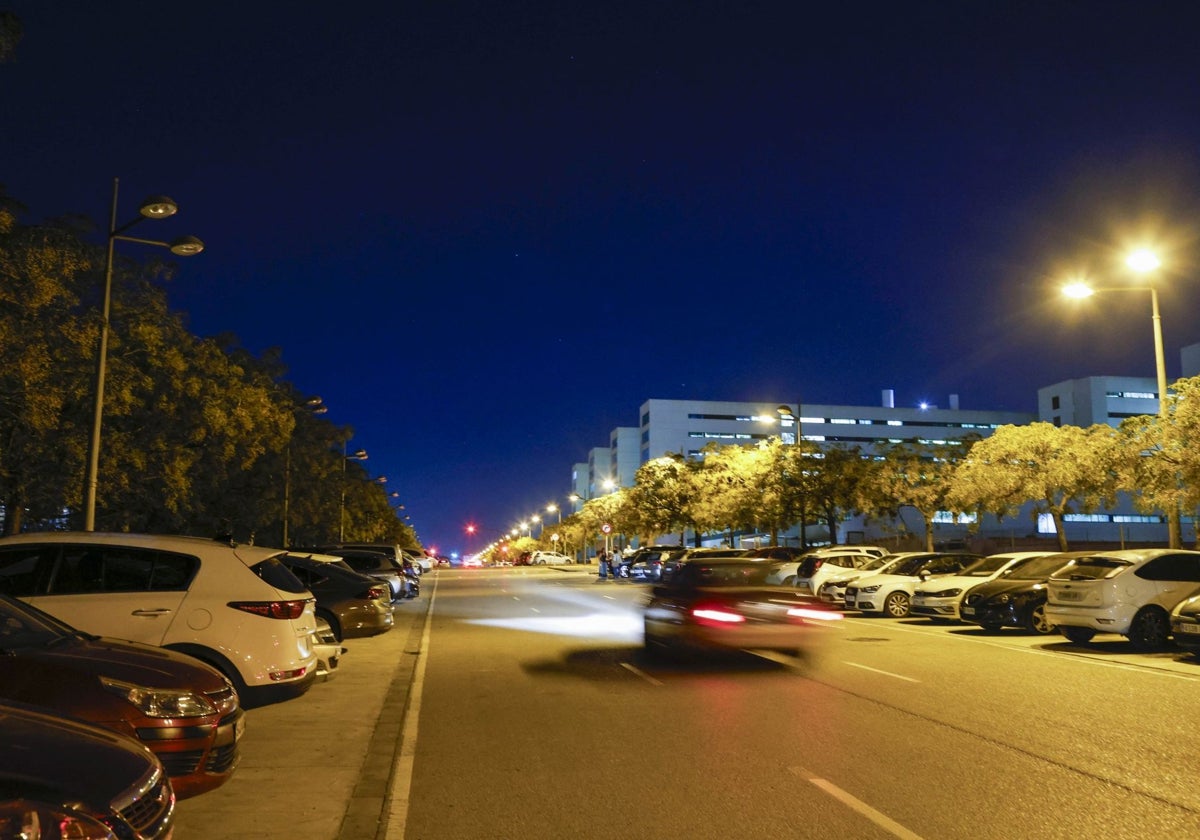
172 593 432 840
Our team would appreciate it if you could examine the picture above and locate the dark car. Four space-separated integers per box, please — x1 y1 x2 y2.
660 547 751 584
0 593 243 800
643 556 842 658
0 699 176 839
280 553 395 642
960 552 1078 633
313 548 413 601
626 546 687 582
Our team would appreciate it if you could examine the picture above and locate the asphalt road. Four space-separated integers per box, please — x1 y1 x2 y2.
176 566 1200 839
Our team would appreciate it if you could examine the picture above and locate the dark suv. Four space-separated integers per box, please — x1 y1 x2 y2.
626 546 686 582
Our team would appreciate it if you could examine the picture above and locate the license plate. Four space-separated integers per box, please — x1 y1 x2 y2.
961 606 975 615
1056 590 1082 601
1178 622 1200 635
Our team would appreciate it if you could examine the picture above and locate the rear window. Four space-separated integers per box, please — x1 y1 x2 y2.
1050 556 1132 581
252 556 309 594
0 546 55 596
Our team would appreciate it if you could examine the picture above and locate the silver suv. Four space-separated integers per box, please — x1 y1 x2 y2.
0 532 318 708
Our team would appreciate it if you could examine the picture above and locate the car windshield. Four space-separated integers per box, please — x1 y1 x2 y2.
890 555 940 576
962 555 1020 576
1051 556 1133 581
1006 555 1074 580
679 562 774 587
862 555 901 572
0 595 73 649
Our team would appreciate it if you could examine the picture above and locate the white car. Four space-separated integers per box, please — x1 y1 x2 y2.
764 545 888 588
910 551 1058 622
845 552 983 617
793 548 889 596
0 532 319 708
817 554 907 605
1045 548 1200 649
530 550 572 565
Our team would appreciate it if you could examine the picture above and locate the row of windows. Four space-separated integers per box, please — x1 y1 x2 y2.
677 413 1003 431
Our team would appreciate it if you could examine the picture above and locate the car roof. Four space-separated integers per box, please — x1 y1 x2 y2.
0 531 285 562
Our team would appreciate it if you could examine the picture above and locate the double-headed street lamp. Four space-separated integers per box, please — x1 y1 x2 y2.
1062 248 1179 547
84 179 204 531
339 446 369 542
282 396 327 547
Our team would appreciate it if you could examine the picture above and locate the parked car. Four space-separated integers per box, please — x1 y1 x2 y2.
791 548 888 595
0 699 176 839
529 550 572 565
816 554 907 605
1169 591 1200 657
643 556 842 658
0 592 242 799
959 552 1080 634
0 532 319 709
315 543 427 575
280 553 394 641
910 552 1058 622
627 546 688 582
315 548 412 601
402 549 434 573
845 552 982 617
660 547 751 583
1045 548 1200 649
310 617 346 682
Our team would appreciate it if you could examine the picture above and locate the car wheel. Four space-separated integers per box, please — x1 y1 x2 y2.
1025 604 1054 635
782 575 796 587
317 610 343 643
1061 626 1096 644
1127 606 1171 650
883 591 910 618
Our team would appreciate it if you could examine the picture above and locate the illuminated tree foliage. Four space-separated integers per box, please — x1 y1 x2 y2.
858 440 971 552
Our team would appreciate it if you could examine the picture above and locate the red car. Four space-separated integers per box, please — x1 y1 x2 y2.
0 593 243 799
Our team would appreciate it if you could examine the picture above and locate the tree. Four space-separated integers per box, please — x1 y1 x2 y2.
626 454 702 545
859 440 971 551
949 423 1118 551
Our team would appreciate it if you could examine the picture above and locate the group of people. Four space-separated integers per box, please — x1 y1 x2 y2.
595 549 628 580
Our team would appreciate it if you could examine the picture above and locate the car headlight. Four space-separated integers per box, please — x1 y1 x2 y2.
994 593 1011 605
860 585 881 593
100 677 215 718
933 588 962 598
0 800 117 840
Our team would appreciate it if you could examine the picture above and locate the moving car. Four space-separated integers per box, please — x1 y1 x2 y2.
643 556 841 658
1045 548 1200 649
910 552 1057 622
0 699 176 840
659 547 751 584
844 552 982 617
279 552 394 641
0 593 243 800
0 532 319 709
959 552 1079 634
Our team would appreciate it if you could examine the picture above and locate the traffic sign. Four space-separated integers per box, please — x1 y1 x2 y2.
601 523 612 534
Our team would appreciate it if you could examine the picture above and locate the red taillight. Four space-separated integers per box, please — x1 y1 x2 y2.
228 600 308 620
363 585 388 601
811 559 824 572
691 606 746 624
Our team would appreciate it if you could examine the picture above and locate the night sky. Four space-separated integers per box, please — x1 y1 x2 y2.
5 1 1200 553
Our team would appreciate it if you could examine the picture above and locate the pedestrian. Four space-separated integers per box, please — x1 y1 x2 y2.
597 549 609 580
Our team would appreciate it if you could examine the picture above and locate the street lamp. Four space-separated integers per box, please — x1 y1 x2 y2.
84 178 204 531
339 446 368 542
282 396 327 547
1062 248 1178 546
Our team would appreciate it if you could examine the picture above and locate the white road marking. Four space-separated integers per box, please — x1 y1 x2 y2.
844 661 920 682
620 662 663 685
790 767 926 840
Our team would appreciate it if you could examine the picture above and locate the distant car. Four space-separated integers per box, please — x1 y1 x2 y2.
643 556 842 658
315 542 429 574
791 548 886 595
845 552 983 617
959 552 1080 634
627 546 687 582
280 553 394 641
402 549 434 573
0 593 242 800
530 550 572 565
0 699 176 840
1045 548 1200 649
910 552 1058 622
0 532 319 709
316 548 411 601
462 555 484 568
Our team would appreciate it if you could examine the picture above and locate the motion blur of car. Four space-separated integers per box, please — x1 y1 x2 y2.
959 552 1080 633
0 699 176 840
643 556 842 658
279 553 394 641
627 546 687 582
0 532 318 709
462 555 484 568
0 593 242 800
1045 548 1200 649
910 552 1057 622
790 547 888 595
659 547 751 583
816 554 907 605
845 552 982 617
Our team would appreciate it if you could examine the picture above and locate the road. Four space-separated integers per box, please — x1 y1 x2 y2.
176 566 1200 839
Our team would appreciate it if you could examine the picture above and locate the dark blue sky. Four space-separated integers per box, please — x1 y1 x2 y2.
5 1 1200 553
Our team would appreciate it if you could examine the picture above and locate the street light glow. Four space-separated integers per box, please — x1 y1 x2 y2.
1126 249 1161 274
1062 281 1095 299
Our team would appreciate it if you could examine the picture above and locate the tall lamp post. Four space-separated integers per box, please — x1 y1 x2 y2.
84 178 204 531
282 396 326 547
1062 248 1179 547
339 446 368 542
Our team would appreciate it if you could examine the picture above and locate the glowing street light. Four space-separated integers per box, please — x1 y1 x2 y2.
84 179 204 530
